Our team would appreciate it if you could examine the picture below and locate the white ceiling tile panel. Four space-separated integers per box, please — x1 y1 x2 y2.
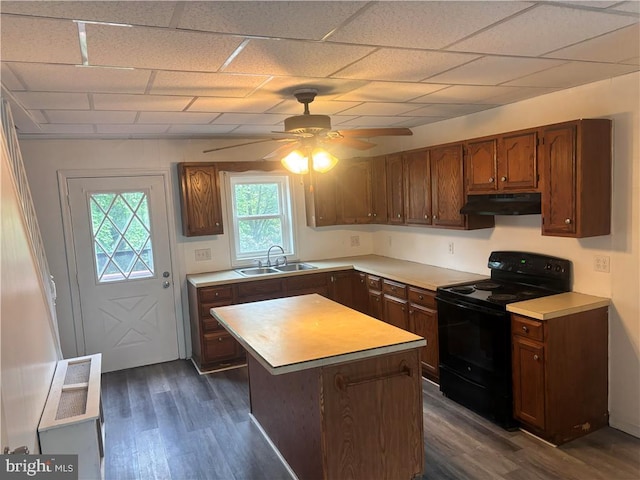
17 123 97 135
46 110 137 123
178 2 367 40
96 124 171 135
230 125 289 135
137 112 220 124
167 124 239 135
0 1 177 27
481 86 563 105
336 82 450 102
93 94 193 111
188 97 283 113
608 1 640 13
403 104 497 117
335 116 417 127
427 57 567 86
325 116 360 126
338 102 424 116
86 24 244 71
211 113 289 125
252 76 368 98
557 1 621 7
5 63 151 94
224 39 375 77
411 85 521 104
267 99 362 115
0 15 81 64
0 64 25 90
448 4 638 56
504 61 640 88
150 71 269 96
333 49 480 82
13 92 90 110
326 1 533 49
544 24 640 64
391 117 450 128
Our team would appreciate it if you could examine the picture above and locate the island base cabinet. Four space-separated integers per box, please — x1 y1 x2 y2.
248 349 424 480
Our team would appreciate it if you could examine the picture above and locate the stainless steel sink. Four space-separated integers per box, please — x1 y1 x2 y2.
274 263 317 272
235 267 279 277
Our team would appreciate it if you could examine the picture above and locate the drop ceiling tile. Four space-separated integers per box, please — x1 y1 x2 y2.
93 94 193 111
6 63 151 94
608 1 640 13
392 117 449 128
230 125 288 135
326 1 532 49
167 124 239 135
481 86 563 104
403 104 497 117
18 124 97 135
253 77 368 98
13 92 90 110
0 15 81 64
150 71 269 96
504 61 639 88
268 99 362 115
46 110 137 124
211 113 289 125
0 64 25 90
448 4 638 56
86 24 244 71
224 39 374 77
189 97 282 113
338 102 424 116
0 1 177 26
335 116 415 127
336 82 449 102
427 56 567 85
137 112 219 124
562 1 621 7
333 49 480 82
544 23 640 64
412 85 516 103
96 124 170 135
178 2 366 40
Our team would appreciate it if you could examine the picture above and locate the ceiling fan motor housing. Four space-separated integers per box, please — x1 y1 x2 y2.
284 114 332 135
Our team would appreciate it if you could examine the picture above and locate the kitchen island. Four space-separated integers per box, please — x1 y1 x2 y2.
210 294 426 480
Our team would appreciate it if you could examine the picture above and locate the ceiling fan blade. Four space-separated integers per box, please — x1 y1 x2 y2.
335 128 413 138
326 137 377 150
203 138 282 154
263 141 300 160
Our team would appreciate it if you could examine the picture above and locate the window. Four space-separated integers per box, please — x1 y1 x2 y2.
225 172 295 264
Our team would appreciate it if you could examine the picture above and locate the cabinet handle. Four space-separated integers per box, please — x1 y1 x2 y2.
397 213 401 218
215 292 219 297
373 213 377 217
424 214 428 219
409 310 414 315
565 218 572 224
376 297 380 302
489 177 495 183
533 354 539 361
218 337 223 342
419 295 424 300
501 176 507 181
522 325 529 333
215 222 220 226
432 215 437 219
368 213 372 217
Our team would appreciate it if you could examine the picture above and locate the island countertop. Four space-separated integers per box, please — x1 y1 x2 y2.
210 293 426 375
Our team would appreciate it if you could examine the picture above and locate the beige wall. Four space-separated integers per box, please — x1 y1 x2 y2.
20 72 639 437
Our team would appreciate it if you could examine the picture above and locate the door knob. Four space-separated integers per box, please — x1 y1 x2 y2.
163 271 170 278
163 281 171 288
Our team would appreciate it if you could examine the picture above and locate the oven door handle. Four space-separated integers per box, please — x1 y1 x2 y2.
436 296 508 317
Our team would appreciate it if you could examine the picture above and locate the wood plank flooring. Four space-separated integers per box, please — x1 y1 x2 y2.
102 360 640 480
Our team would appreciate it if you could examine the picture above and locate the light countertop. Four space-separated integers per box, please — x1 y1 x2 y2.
507 292 610 320
187 254 488 291
210 294 426 375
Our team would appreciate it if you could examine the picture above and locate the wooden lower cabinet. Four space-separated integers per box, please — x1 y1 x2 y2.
383 279 409 331
511 309 609 445
408 287 439 383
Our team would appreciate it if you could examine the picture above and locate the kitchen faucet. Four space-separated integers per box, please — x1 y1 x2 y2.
266 245 286 267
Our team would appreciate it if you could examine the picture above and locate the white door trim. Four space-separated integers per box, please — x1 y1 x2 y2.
58 168 186 361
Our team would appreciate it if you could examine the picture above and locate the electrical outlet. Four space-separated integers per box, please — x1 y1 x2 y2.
448 242 455 255
350 235 360 247
593 255 610 273
195 248 212 262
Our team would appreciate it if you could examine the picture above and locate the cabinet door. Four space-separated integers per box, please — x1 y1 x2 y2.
352 272 370 314
540 125 576 235
409 304 438 381
404 149 432 225
465 139 497 193
305 169 338 226
386 153 405 224
337 159 372 224
370 155 388 223
368 290 383 320
383 295 409 331
178 163 223 236
430 144 465 227
499 131 538 191
512 336 546 430
285 272 329 298
329 271 356 309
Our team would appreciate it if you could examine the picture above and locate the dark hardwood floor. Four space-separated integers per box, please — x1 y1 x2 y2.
102 360 640 480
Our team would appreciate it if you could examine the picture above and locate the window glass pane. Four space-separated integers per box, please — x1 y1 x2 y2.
88 190 154 283
237 218 284 254
234 183 280 217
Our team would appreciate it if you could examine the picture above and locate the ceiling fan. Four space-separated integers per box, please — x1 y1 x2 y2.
202 88 413 163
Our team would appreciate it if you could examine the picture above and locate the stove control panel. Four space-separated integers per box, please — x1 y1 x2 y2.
488 251 572 291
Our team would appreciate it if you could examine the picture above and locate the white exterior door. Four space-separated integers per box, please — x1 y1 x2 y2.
67 175 178 372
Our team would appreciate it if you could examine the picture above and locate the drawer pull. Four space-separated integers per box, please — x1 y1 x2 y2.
533 354 539 361
218 337 223 342
418 295 424 300
334 361 412 391
522 325 529 333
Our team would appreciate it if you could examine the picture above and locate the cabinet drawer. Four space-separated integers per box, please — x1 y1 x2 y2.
512 315 544 342
202 317 223 333
383 279 407 299
203 332 237 361
199 286 233 304
408 287 436 309
237 278 284 300
367 275 382 291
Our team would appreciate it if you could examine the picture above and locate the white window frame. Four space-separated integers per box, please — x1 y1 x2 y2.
224 171 297 266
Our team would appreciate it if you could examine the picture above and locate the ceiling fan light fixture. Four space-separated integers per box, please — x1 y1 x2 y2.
311 148 338 173
281 150 309 175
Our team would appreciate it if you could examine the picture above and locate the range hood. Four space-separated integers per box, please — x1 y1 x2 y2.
460 193 542 216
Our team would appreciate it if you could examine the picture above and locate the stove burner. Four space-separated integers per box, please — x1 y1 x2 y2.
474 281 502 290
451 286 475 294
488 293 518 302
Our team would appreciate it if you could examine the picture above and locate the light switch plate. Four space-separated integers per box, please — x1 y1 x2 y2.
195 248 212 262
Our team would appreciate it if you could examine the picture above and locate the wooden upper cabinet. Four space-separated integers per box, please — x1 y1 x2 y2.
370 155 388 223
465 139 498 193
540 119 611 237
499 131 538 191
403 149 432 225
336 159 372 224
178 163 223 236
430 144 465 228
304 169 338 227
386 153 405 224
